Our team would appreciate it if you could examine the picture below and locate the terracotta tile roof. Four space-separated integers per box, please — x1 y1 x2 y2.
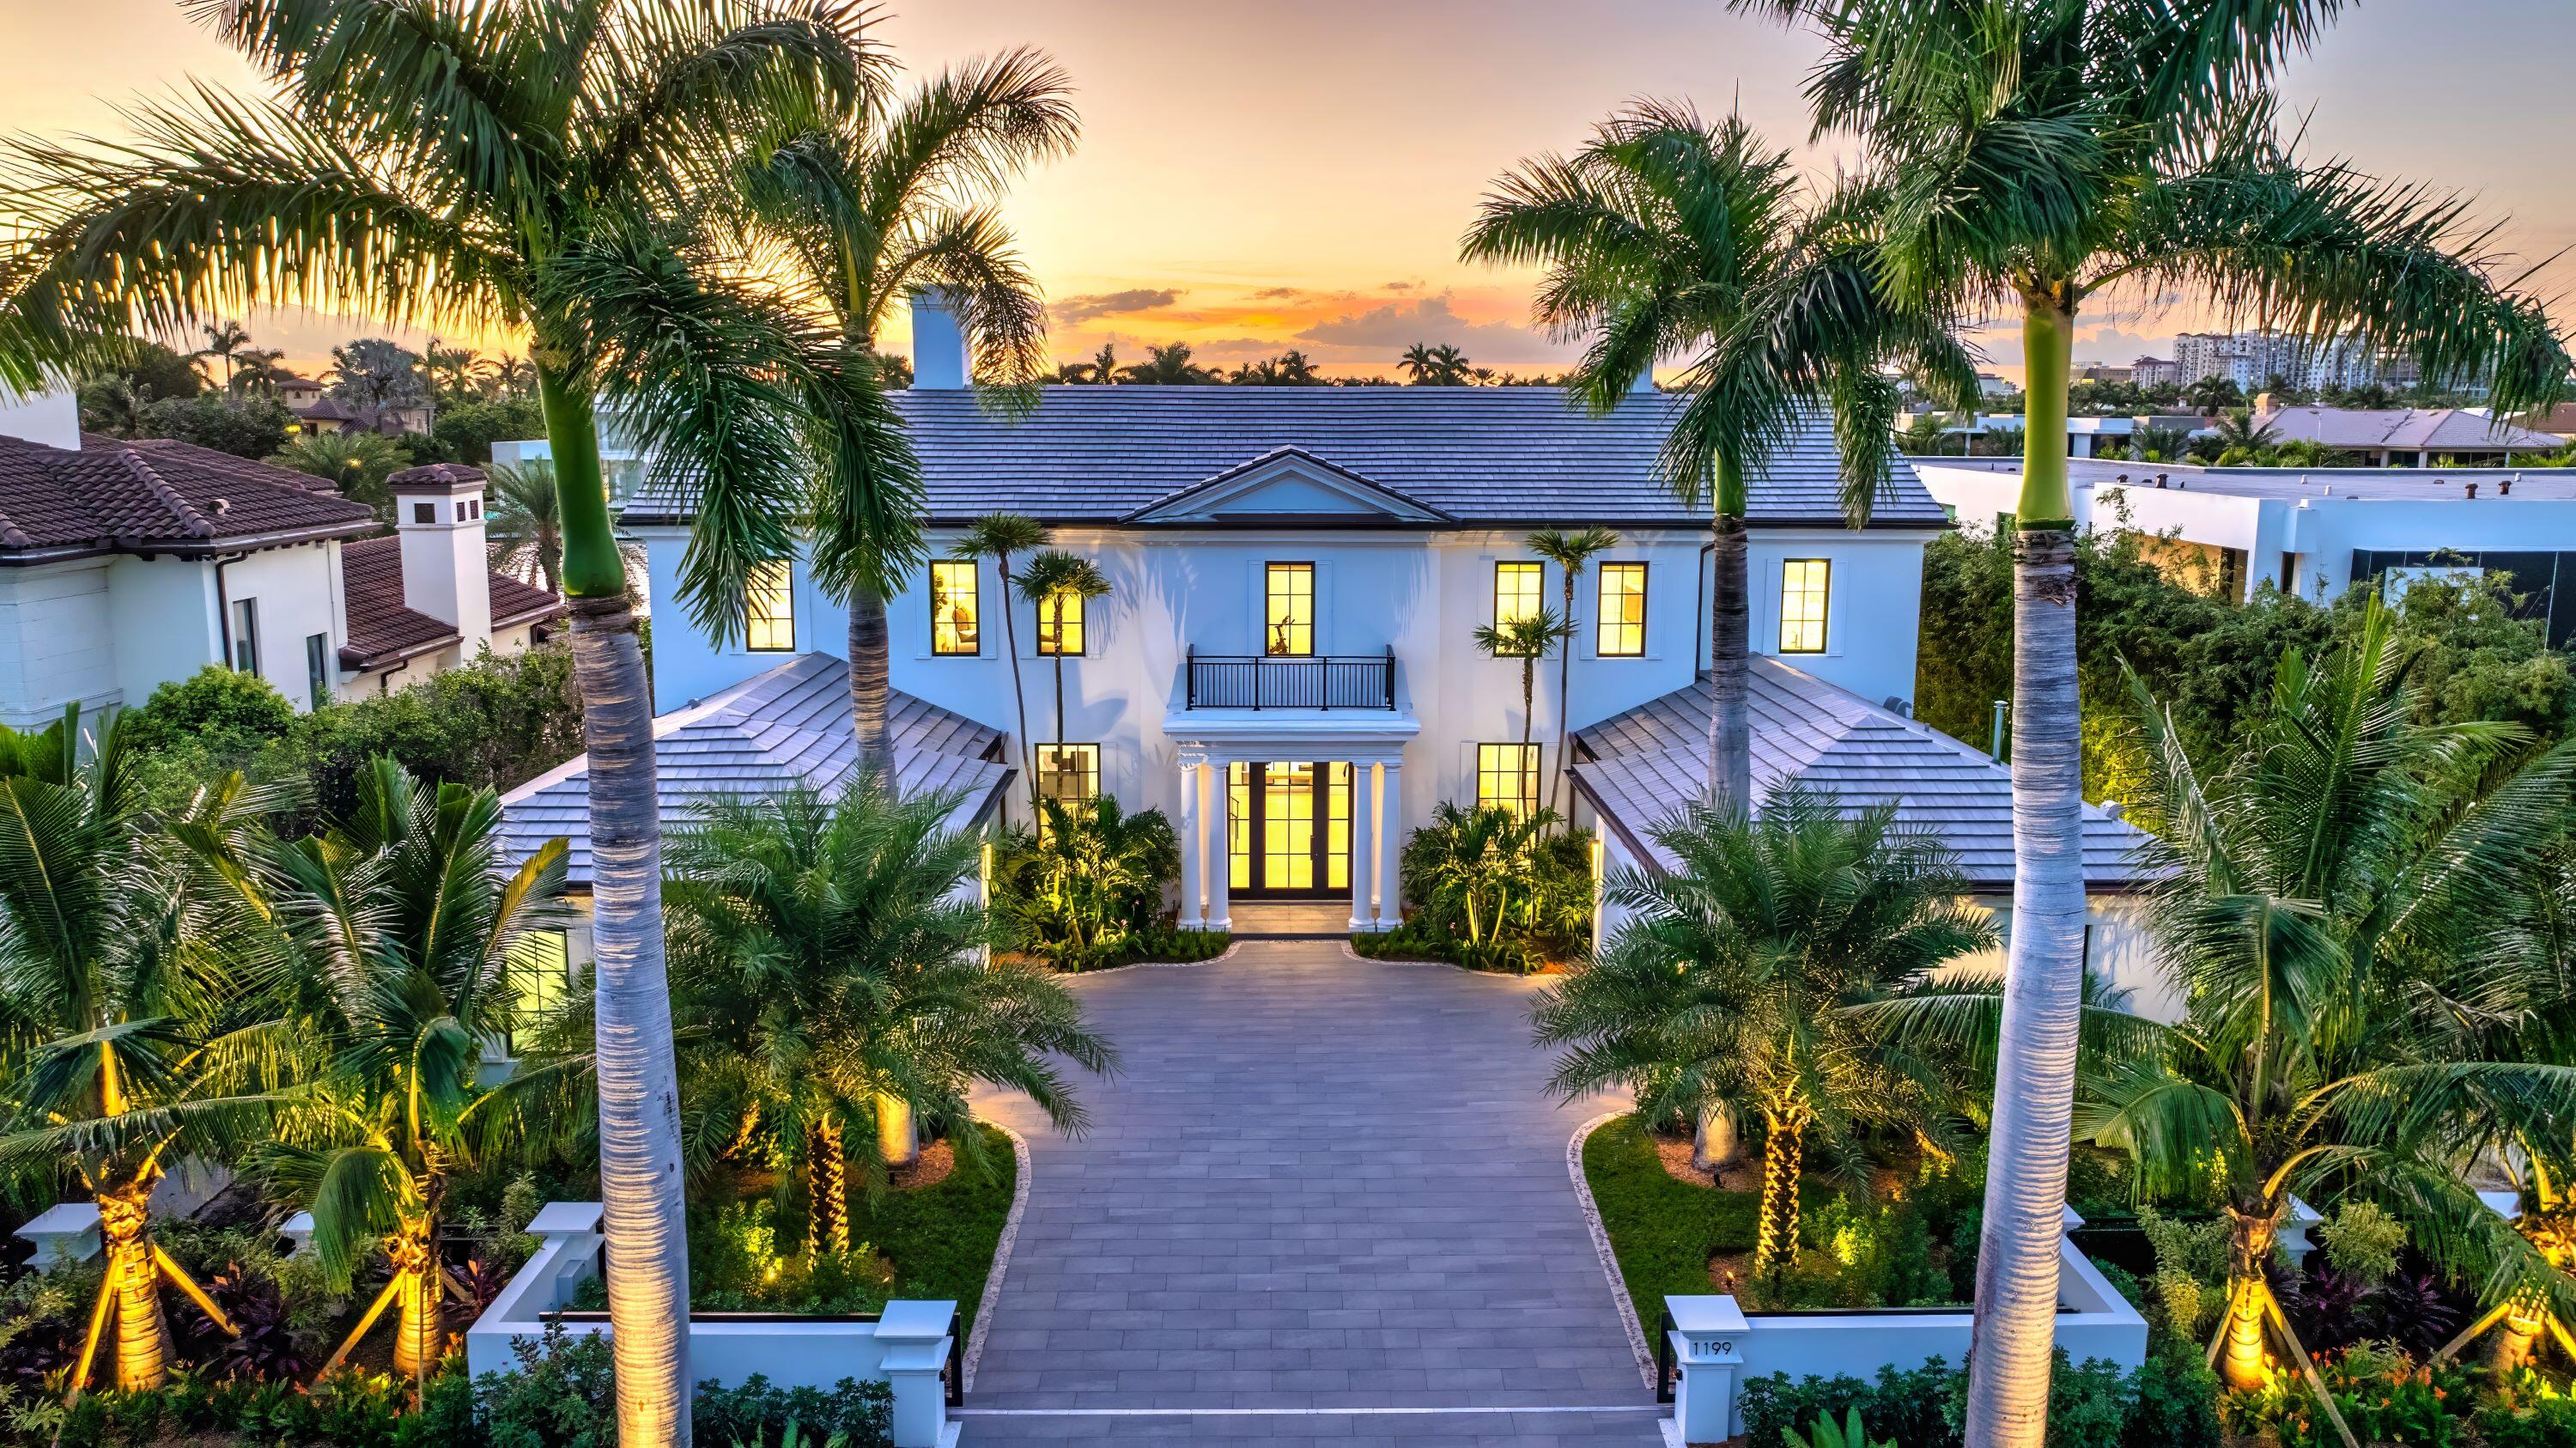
337 534 567 671
0 434 374 560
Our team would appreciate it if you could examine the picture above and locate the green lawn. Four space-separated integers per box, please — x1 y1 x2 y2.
851 1123 1018 1342
1583 1114 1764 1334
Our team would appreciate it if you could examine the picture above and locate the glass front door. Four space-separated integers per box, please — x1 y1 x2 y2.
1226 761 1351 897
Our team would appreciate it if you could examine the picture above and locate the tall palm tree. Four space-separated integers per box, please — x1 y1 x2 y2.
0 7 874 1439
231 346 289 395
267 429 408 514
1535 787 1991 1290
1732 9 2573 1435
194 319 252 393
209 759 569 1388
1464 102 1974 808
0 711 276 1397
735 41 1075 784
487 459 567 594
957 513 1049 812
1119 342 1215 385
1526 527 1619 816
1274 349 1322 385
1015 550 1111 812
422 338 490 408
1473 608 1568 779
1399 342 1473 386
663 778 1112 1226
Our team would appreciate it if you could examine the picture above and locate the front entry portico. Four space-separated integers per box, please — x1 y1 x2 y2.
1168 711 1417 934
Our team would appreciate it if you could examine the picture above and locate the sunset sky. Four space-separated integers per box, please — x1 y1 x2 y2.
3 0 2570 382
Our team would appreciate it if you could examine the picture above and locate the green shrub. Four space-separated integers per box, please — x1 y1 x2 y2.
2475 1392 2576 1448
1394 803 1593 967
992 795 1182 969
2316 1200 2407 1287
2121 1343 2225 1448
137 393 295 459
479 1323 617 1448
1741 1352 2158 1448
122 665 300 754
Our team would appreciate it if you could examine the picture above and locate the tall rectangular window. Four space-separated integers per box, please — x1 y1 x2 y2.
930 560 981 655
1779 559 1830 654
1036 743 1100 813
1596 563 1647 657
1477 743 1540 819
1494 561 1544 627
746 560 794 652
306 633 331 710
1036 589 1087 656
1265 563 1314 656
504 928 573 1057
230 599 260 673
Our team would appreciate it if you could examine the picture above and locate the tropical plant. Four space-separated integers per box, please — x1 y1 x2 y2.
1534 787 1992 1293
2184 377 2246 417
1463 101 1975 806
1014 549 1111 807
1730 0 2576 1433
421 338 489 407
266 429 408 513
1473 607 1567 767
1397 342 1473 386
194 320 253 392
662 778 1110 1214
195 758 569 1388
484 459 564 594
992 794 1182 969
0 709 276 1396
1788 1408 1898 1448
955 513 1049 812
1118 342 1215 385
1526 528 1620 815
2208 409 2280 458
231 347 289 394
325 338 428 435
1054 343 1118 385
1401 801 1564 961
0 10 874 1432
733 39 1075 782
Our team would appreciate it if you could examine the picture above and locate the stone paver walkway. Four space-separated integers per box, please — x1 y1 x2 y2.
961 941 1662 1446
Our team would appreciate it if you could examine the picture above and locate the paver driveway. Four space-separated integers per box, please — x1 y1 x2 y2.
959 940 1664 1446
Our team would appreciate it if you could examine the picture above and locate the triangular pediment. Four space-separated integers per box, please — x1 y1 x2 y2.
1123 447 1452 525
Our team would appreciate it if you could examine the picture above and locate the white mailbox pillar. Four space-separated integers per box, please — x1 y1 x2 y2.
1668 1294 1749 1444
874 1299 957 1448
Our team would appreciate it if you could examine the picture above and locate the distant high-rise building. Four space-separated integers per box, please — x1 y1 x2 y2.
2171 328 2385 392
2130 356 2182 388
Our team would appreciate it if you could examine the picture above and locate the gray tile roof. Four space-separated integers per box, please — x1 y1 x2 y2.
497 654 1012 887
623 388 1948 530
1571 660 2150 891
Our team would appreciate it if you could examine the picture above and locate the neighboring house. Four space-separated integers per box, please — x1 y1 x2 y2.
1917 455 2576 641
0 417 561 725
1903 411 2205 458
271 373 351 436
2251 405 2565 466
2520 402 2576 441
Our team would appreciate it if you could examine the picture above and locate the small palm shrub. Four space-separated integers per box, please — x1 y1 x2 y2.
1391 802 1594 970
992 795 1184 970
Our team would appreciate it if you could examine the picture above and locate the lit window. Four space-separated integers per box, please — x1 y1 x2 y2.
1779 559 1830 654
1036 589 1086 656
231 599 260 674
1596 563 1647 657
1036 743 1100 813
504 928 573 1057
930 560 980 655
746 560 794 652
1477 743 1540 818
1494 561 1544 627
1266 563 1314 656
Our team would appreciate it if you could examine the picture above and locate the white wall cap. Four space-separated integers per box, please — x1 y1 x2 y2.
528 1201 606 1238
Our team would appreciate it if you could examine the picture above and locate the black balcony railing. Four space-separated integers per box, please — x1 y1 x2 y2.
1185 647 1396 710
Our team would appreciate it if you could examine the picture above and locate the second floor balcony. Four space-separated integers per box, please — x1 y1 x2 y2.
1184 647 1397 711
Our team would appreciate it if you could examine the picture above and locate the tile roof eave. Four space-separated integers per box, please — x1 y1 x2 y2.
0 516 380 563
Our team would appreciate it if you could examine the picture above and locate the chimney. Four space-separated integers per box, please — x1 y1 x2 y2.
386 463 492 651
2503 474 2517 496
910 288 967 391
2466 482 2479 499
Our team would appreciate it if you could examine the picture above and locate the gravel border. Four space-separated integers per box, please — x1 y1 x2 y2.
1571 1109 1660 1390
960 1121 1032 1392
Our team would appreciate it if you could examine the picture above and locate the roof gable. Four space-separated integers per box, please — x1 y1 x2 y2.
1124 447 1453 526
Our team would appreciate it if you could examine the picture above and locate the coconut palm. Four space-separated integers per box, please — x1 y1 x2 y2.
267 429 408 514
1119 342 1215 385
1464 102 1975 808
2208 407 2281 462
1730 5 2573 1433
1399 342 1473 386
1534 786 1992 1293
663 777 1111 1221
0 711 281 1397
1526 528 1619 816
422 338 490 407
734 41 1075 784
1015 549 1111 811
0 5 873 1438
486 459 567 594
957 513 1050 813
194 319 253 392
1473 607 1569 772
1054 343 1118 385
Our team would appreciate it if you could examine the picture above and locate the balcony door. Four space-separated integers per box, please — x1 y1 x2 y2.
1226 761 1352 897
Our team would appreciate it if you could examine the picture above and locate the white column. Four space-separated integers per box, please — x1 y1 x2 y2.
1347 760 1376 933
1206 761 1232 932
1177 759 1205 930
1373 759 1403 931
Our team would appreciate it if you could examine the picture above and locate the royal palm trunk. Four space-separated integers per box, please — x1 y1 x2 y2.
850 588 894 785
1963 299 2088 1448
1708 469 1752 808
99 1184 168 1392
545 362 693 1448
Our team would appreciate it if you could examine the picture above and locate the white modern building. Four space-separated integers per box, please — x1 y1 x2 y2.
1916 455 2576 643
0 403 561 726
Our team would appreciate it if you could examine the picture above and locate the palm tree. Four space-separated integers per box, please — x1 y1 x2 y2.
231 347 289 395
735 42 1075 785
1119 342 1215 385
0 7 874 1439
267 429 407 514
1399 342 1473 386
998 794 1181 959
1534 787 1992 1293
2184 376 2247 417
1275 349 1322 385
211 759 569 1388
1473 609 1568 773
194 319 252 393
1526 528 1619 816
1015 549 1111 812
422 338 490 408
664 778 1112 1219
1404 801 1562 952
2208 407 2281 463
1463 102 1975 807
487 459 566 594
489 353 539 401
957 513 1050 812
1733 5 2573 1433
1054 342 1118 385
0 711 276 1396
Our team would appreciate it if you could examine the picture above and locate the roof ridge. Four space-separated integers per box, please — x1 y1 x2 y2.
119 450 214 538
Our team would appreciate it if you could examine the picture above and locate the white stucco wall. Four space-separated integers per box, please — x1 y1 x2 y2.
0 561 120 727
105 556 222 711
0 390 81 450
220 543 347 711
